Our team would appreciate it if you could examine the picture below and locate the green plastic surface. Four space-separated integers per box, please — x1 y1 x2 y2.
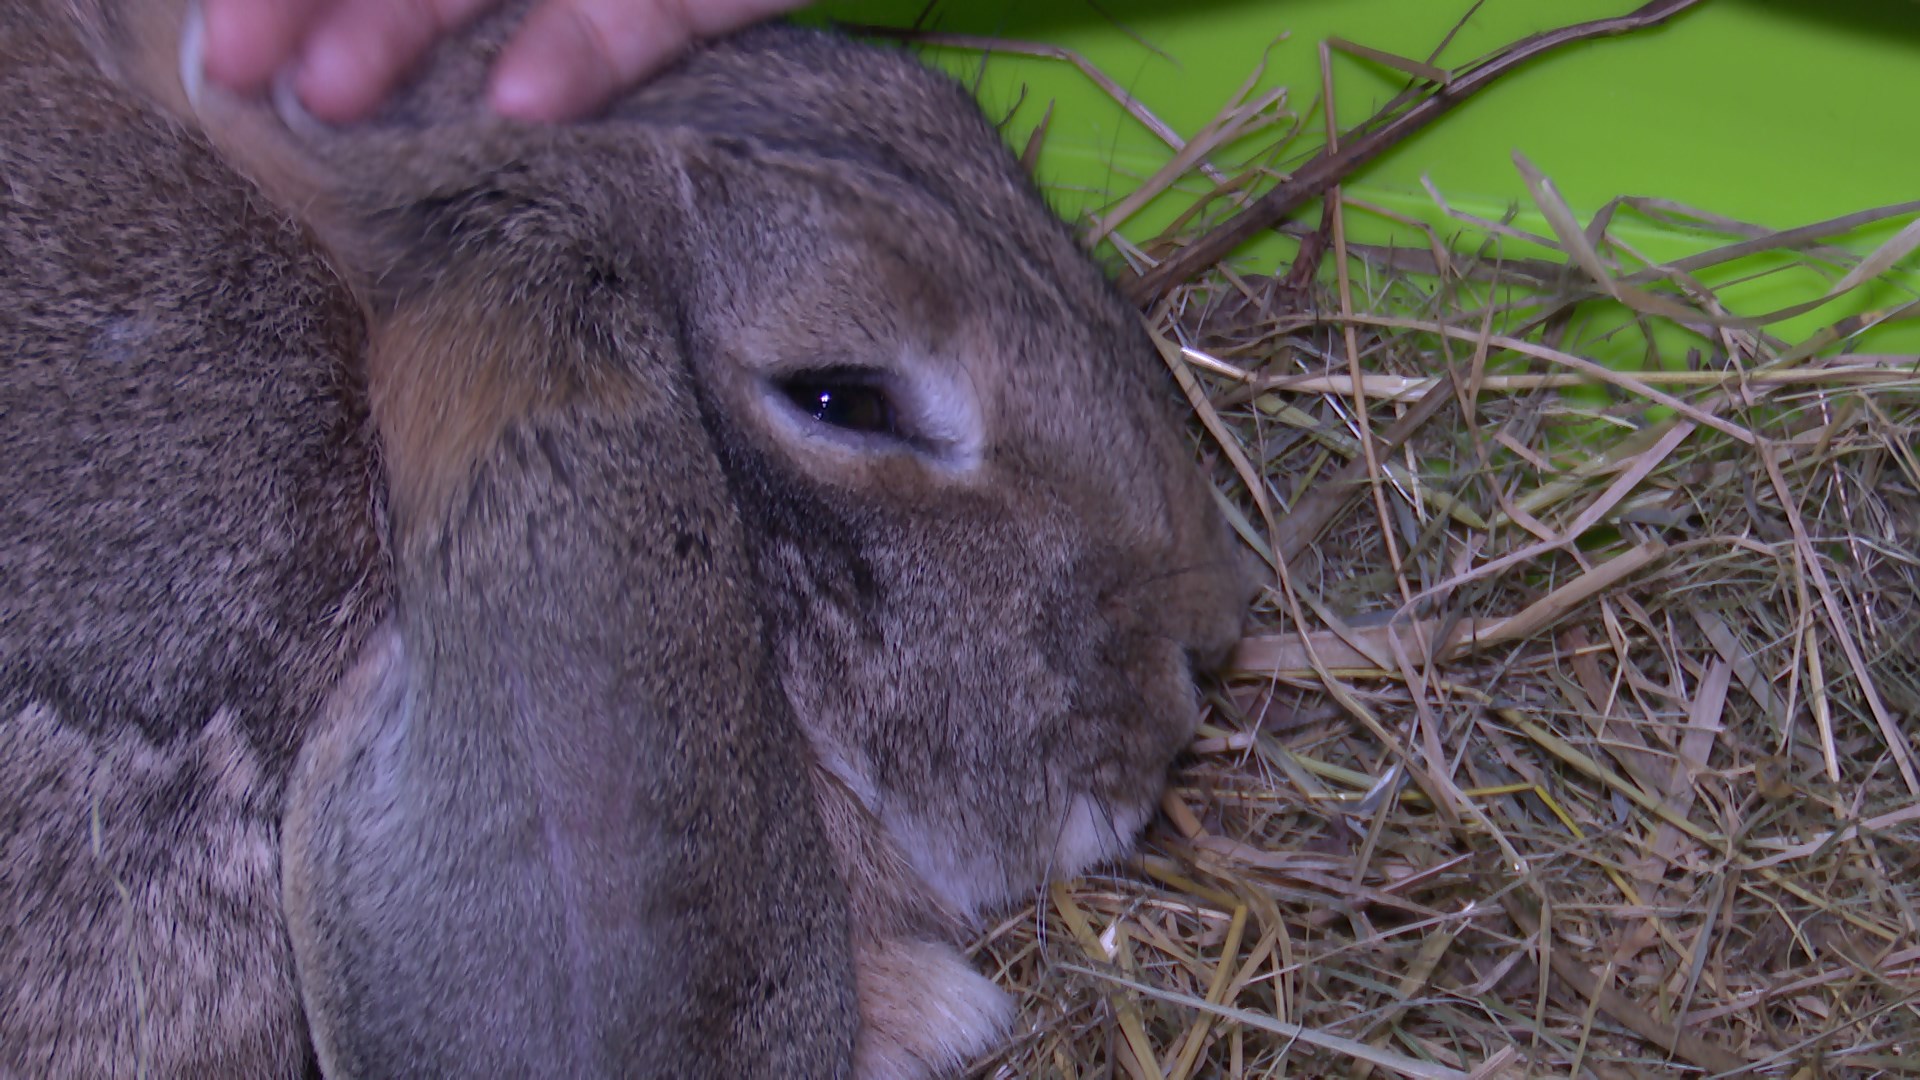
815 0 1920 355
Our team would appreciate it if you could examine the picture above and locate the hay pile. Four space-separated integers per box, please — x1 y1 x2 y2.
950 18 1920 1080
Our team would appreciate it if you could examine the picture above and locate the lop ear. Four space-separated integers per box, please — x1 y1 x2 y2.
134 8 862 1077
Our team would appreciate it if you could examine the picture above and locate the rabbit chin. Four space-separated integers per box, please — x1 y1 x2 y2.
890 793 1152 923
1052 793 1154 881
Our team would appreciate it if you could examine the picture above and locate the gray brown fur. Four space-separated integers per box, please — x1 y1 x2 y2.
1 4 383 1075
0 1 1250 1077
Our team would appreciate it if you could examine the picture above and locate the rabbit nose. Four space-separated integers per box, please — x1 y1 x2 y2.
1189 547 1263 675
1165 586 1246 678
1185 636 1238 676
1234 543 1268 605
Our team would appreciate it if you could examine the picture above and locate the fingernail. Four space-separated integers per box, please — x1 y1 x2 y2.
179 1 208 107
490 60 572 121
292 31 376 123
196 0 269 90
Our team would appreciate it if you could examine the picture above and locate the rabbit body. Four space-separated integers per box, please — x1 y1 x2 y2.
0 5 384 1076
0 2 1250 1077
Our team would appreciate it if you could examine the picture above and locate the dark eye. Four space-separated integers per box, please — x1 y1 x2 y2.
777 371 900 438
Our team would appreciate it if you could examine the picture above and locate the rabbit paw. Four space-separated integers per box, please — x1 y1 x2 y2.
854 937 1014 1080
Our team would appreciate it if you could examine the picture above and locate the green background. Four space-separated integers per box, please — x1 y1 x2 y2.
814 0 1920 354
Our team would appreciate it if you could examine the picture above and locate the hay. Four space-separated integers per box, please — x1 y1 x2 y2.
939 15 1920 1080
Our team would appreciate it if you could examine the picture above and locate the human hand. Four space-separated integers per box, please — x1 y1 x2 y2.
200 0 810 123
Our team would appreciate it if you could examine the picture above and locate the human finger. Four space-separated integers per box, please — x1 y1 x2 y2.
200 0 339 92
290 0 501 122
488 0 808 121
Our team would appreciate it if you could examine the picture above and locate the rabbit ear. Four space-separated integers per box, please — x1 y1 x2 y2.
285 200 862 1072
282 401 862 1077
125 9 862 1076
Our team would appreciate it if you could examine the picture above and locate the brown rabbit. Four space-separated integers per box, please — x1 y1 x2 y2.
1 1 1251 1076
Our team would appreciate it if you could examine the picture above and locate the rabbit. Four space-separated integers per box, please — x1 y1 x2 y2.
1 0 1253 1077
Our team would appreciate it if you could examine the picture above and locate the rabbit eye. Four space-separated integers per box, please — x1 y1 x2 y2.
760 362 979 469
778 372 900 438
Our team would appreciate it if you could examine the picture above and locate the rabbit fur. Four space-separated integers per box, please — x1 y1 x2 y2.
0 1 1253 1076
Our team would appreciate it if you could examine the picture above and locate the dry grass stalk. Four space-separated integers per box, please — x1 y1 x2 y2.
920 15 1920 1080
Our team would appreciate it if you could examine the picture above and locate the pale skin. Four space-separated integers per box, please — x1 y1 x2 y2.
201 0 812 123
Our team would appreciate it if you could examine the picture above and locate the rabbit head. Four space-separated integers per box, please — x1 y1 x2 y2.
611 29 1254 1070
597 24 1253 911
63 2 1252 1076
